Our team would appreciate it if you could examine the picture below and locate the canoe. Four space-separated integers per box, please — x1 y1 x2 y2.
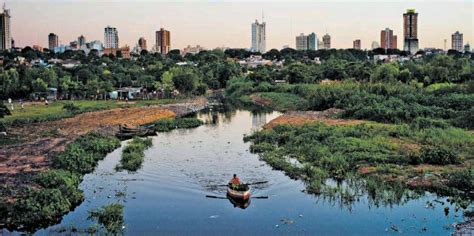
227 184 251 201
115 129 148 139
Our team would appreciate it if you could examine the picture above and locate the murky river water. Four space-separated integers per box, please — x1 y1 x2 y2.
24 110 464 235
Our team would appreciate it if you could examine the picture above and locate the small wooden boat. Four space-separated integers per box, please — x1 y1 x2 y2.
227 184 251 201
115 129 148 139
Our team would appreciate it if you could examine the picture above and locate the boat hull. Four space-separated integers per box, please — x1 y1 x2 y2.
227 186 251 200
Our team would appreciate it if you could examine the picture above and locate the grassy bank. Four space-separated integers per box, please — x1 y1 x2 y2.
0 99 179 127
88 203 124 234
245 122 474 209
1 132 120 232
116 137 153 171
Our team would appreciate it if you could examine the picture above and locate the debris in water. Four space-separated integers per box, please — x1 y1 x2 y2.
299 214 303 218
107 195 112 198
390 225 399 232
209 215 219 219
421 227 427 231
275 224 279 228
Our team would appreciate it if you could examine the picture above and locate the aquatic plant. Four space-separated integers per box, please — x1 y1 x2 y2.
88 203 124 234
154 118 203 132
117 137 153 171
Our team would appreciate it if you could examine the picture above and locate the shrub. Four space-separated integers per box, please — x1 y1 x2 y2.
419 145 460 165
62 102 80 114
448 170 473 192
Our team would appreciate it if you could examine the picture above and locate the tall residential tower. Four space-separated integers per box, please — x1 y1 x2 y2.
380 28 397 50
451 31 463 52
0 4 12 51
403 9 419 54
251 20 266 53
104 26 119 49
48 33 58 50
156 28 170 55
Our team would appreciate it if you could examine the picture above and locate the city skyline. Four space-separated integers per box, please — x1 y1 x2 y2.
6 0 474 50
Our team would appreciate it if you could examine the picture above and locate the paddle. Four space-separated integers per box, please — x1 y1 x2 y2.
206 181 268 188
205 195 269 199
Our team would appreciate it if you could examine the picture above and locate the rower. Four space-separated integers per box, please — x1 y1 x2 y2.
229 174 241 187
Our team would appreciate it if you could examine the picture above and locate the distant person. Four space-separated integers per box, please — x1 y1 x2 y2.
8 98 13 111
45 99 49 105
19 99 24 111
229 174 241 186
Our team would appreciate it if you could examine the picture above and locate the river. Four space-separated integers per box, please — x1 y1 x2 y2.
26 109 463 235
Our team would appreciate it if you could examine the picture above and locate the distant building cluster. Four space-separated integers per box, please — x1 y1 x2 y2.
295 33 317 50
0 4 471 57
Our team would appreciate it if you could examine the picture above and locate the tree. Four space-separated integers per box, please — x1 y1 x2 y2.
0 101 11 118
32 78 48 93
154 71 175 98
370 63 399 82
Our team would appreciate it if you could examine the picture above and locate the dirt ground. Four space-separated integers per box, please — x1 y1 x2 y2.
264 108 365 129
0 97 207 188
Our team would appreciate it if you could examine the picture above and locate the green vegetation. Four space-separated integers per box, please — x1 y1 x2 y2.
245 122 474 207
116 137 153 171
53 132 121 174
154 117 203 132
2 132 120 232
88 203 124 234
257 92 309 111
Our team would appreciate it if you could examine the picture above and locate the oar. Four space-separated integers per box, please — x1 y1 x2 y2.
252 196 269 199
206 195 227 199
245 181 268 185
206 181 268 188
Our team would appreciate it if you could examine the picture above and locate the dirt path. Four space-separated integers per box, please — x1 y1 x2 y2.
0 97 207 189
264 108 365 129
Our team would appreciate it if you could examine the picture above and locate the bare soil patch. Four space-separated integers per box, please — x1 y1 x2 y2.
264 108 365 129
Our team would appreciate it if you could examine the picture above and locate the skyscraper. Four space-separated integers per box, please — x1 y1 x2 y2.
464 43 471 53
251 20 266 53
0 4 12 51
451 31 463 52
308 32 317 50
322 34 331 49
156 28 170 55
138 37 147 50
353 39 361 50
78 35 86 47
296 33 308 50
104 26 119 49
403 9 419 54
48 33 58 50
380 28 397 50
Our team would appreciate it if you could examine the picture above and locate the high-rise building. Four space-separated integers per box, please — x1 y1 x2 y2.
317 40 324 50
296 33 309 50
380 28 397 50
403 9 419 54
308 32 317 50
0 4 12 51
322 34 331 49
464 43 470 53
48 33 59 50
156 28 170 55
353 39 361 50
104 26 119 49
451 31 463 52
78 35 86 47
251 20 266 53
371 41 380 49
138 37 147 50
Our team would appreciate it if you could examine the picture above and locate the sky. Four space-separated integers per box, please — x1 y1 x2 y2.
6 0 474 50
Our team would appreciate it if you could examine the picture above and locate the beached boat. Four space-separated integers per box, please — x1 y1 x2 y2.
227 184 251 201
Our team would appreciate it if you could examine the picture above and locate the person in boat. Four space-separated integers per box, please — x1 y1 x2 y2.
229 174 241 188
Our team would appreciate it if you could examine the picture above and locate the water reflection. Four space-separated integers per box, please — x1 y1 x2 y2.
227 195 251 209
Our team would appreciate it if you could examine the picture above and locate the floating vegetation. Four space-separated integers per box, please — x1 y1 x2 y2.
154 118 203 132
88 203 124 234
116 137 153 172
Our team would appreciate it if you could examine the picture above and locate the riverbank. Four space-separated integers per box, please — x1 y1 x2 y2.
0 97 208 204
245 113 474 211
